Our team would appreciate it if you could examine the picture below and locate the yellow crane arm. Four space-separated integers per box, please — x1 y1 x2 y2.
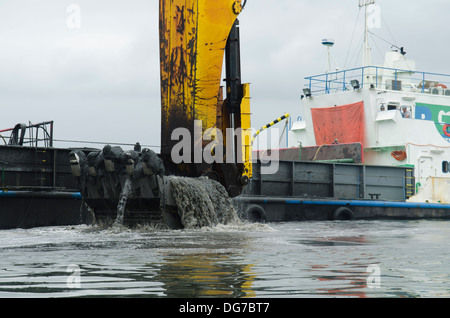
159 0 251 197
159 0 243 156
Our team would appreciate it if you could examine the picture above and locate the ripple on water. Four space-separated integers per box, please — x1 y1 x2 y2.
0 220 449 297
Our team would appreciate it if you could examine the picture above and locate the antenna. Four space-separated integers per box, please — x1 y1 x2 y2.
359 0 375 67
322 39 339 73
359 0 375 7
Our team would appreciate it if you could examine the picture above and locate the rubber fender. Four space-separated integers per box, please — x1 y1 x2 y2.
245 204 266 223
333 207 354 221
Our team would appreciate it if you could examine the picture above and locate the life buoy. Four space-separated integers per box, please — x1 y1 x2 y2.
443 124 450 137
391 150 407 161
333 207 354 221
437 83 448 89
244 204 267 223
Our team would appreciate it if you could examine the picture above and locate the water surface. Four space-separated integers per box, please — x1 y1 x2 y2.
0 220 448 298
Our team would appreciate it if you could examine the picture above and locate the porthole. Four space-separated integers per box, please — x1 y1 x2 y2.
443 161 449 173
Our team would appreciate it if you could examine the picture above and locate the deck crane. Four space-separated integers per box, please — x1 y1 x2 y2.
159 0 251 197
69 0 252 228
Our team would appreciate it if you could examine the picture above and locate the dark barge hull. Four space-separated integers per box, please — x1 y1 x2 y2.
0 144 89 229
236 158 450 222
0 190 84 229
2 139 448 228
236 196 450 222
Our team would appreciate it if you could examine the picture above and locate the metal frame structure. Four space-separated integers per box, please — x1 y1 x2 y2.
0 121 54 148
305 66 450 96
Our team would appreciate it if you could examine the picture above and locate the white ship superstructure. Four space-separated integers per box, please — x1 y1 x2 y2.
288 1 450 203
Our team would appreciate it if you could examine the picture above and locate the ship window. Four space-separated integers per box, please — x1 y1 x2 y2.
391 80 402 91
443 161 449 173
401 106 412 118
387 102 400 110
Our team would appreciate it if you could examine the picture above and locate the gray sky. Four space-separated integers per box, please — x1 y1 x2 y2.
0 0 449 151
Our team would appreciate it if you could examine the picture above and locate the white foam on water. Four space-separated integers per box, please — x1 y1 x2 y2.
169 176 238 229
168 176 275 232
198 222 276 233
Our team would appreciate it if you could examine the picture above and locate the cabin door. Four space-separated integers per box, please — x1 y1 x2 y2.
418 156 434 182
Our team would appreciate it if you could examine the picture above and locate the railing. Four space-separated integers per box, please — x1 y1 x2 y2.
0 121 54 148
305 66 450 96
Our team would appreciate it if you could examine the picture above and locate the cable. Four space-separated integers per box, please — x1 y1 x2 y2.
53 139 161 148
381 15 399 49
368 30 398 50
369 31 386 62
343 9 362 70
251 113 290 144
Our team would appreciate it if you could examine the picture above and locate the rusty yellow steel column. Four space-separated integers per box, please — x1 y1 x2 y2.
159 0 243 157
239 83 252 182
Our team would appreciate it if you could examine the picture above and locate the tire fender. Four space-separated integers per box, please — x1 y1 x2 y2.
333 207 354 220
245 204 267 223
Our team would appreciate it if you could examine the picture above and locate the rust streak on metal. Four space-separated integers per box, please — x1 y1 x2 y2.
159 0 241 170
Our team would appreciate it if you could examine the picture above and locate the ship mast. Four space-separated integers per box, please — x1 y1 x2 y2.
359 0 375 67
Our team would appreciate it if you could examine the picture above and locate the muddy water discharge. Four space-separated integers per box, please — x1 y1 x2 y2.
169 176 241 229
113 177 133 227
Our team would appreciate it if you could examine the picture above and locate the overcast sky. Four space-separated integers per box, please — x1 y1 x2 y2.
0 0 449 151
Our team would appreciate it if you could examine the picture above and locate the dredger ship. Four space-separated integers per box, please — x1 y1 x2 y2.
1 0 450 229
69 0 450 226
242 0 450 222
